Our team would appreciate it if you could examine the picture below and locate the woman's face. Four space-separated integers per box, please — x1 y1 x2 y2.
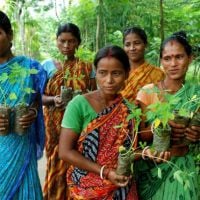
96 57 127 96
0 28 12 57
56 32 79 57
161 40 192 80
123 33 146 63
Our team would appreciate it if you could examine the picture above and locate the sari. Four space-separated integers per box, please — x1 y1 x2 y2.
43 58 94 200
135 82 200 200
67 96 138 200
121 62 165 102
0 56 46 200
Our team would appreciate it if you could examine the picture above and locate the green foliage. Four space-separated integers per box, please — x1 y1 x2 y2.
144 87 179 128
125 100 142 133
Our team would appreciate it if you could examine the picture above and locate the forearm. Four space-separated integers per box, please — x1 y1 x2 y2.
59 149 101 175
42 94 55 106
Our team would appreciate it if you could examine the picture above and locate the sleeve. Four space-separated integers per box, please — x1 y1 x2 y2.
41 59 57 80
61 96 83 134
136 84 158 106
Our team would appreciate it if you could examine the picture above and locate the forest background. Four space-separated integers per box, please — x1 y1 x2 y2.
1 0 200 81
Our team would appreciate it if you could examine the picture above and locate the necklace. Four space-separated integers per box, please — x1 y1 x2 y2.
161 80 183 94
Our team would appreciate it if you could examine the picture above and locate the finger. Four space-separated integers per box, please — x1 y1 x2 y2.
163 152 171 161
190 126 200 132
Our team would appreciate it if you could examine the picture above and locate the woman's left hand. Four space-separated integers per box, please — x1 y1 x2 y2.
19 108 37 128
185 126 200 142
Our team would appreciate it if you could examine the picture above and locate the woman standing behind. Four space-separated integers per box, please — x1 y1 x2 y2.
121 27 165 102
0 11 46 199
136 31 200 200
42 23 96 199
59 45 138 199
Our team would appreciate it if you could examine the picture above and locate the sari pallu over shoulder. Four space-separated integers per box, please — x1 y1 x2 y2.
67 96 138 200
121 62 164 102
0 56 46 200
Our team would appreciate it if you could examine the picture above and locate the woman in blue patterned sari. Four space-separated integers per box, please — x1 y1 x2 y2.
0 11 46 200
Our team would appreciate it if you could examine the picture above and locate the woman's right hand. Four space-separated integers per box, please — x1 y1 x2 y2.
107 169 131 187
54 95 65 109
144 148 171 163
0 114 9 132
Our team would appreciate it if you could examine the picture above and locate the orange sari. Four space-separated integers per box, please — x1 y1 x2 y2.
121 62 165 102
67 96 138 200
43 58 93 200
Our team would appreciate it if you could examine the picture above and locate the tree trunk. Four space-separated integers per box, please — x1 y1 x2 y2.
96 0 104 51
160 0 164 43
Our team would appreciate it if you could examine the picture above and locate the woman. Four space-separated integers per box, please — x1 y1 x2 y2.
42 23 96 199
59 45 138 199
121 27 165 102
136 31 200 200
0 11 46 199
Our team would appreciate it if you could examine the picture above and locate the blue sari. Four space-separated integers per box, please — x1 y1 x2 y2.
0 56 46 200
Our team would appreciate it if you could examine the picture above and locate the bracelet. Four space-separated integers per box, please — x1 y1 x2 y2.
54 95 60 104
29 107 38 117
100 165 106 179
142 146 150 160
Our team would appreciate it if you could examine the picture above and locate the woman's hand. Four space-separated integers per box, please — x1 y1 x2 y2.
107 170 131 187
185 125 200 142
19 108 37 128
168 120 186 143
144 148 171 163
0 114 9 132
54 95 65 109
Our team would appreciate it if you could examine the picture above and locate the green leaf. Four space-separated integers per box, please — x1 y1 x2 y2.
157 167 162 179
9 92 17 100
0 73 8 83
30 69 38 74
173 170 183 185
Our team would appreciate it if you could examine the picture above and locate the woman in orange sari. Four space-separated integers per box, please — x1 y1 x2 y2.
59 45 138 199
121 27 165 102
42 23 96 199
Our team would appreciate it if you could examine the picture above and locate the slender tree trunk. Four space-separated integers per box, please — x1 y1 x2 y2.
160 0 164 43
96 0 104 51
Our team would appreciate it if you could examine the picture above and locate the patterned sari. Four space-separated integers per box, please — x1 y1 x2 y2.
43 58 93 200
121 62 165 102
67 96 138 200
0 56 46 200
135 82 200 200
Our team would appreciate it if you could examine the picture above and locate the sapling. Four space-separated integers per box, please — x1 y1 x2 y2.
8 63 38 135
116 101 142 176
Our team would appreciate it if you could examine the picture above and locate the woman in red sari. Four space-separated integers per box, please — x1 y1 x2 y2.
59 45 138 199
42 23 96 199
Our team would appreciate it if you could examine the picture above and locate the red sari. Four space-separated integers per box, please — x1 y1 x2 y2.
67 96 138 199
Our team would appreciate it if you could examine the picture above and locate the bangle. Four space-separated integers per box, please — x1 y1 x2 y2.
29 107 38 117
54 95 60 104
142 146 150 160
100 165 106 179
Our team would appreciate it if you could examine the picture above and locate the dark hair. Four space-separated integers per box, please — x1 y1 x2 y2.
0 11 12 34
56 23 81 44
160 31 192 58
123 26 147 44
94 45 130 73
